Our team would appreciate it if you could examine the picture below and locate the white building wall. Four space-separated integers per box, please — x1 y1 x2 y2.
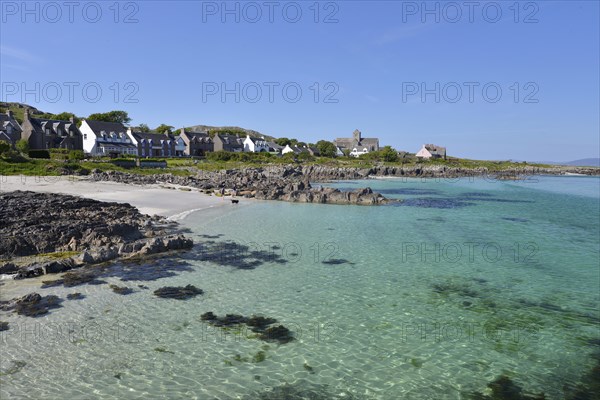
79 121 97 155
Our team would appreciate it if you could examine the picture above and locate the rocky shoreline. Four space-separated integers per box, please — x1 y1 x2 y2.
86 163 599 205
0 191 193 279
88 168 391 205
299 164 600 180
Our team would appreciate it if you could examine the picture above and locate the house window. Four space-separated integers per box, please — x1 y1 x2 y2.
46 129 50 135
83 134 87 140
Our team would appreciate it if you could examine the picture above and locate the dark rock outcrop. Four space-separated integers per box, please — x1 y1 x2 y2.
0 191 193 278
88 169 390 205
0 293 63 317
153 284 203 300
200 312 294 344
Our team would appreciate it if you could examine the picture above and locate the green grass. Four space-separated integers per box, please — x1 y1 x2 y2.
37 251 80 259
0 154 568 178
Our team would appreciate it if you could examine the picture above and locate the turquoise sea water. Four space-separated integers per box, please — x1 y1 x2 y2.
1 176 599 399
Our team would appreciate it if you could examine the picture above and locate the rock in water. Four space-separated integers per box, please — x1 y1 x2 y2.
153 285 203 300
0 292 63 317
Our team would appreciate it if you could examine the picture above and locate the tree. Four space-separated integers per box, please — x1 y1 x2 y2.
316 140 337 158
155 124 174 134
138 123 150 132
0 141 10 156
87 111 131 124
381 146 399 162
16 139 29 154
52 112 78 123
275 137 292 146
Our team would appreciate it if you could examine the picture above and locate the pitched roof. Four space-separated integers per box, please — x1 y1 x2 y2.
96 141 137 149
132 132 174 142
0 113 22 133
246 136 267 144
424 144 446 155
216 134 243 147
84 120 127 134
28 117 81 135
266 141 283 151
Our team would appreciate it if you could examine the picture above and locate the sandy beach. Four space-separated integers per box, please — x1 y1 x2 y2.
0 175 227 218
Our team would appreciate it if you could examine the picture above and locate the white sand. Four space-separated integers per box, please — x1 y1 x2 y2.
0 175 228 218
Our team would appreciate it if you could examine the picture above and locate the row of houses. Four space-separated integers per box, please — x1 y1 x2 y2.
0 109 446 159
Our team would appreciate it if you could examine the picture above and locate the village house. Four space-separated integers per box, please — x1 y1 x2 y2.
416 144 447 160
265 141 283 153
213 133 244 152
243 135 270 152
281 144 320 156
333 129 379 158
281 144 301 155
0 110 22 147
20 110 83 151
127 129 178 157
178 128 213 156
80 119 137 156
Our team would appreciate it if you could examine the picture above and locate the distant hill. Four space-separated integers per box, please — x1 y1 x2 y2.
185 124 276 141
534 158 600 167
563 158 600 167
0 102 47 123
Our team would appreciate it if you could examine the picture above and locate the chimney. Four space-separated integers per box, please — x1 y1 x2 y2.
7 110 13 118
23 109 30 121
180 128 185 135
69 116 75 123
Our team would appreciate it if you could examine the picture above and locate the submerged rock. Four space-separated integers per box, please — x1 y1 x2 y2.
469 375 546 400
66 293 84 300
212 314 249 327
109 284 134 295
0 293 63 317
42 271 106 288
153 284 203 300
259 325 295 344
247 316 278 332
201 312 294 344
0 321 8 331
200 311 217 321
240 380 362 400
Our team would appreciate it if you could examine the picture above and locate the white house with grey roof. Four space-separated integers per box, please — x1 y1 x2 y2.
243 135 270 152
80 119 137 156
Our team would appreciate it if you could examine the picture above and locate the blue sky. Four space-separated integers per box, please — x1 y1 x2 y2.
1 1 598 161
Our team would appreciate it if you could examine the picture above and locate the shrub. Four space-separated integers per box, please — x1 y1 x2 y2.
207 151 234 162
16 139 29 154
29 150 51 159
68 150 85 161
381 146 399 162
0 141 10 156
297 152 314 161
49 148 69 160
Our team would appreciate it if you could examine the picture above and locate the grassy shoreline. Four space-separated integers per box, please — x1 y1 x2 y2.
0 154 597 178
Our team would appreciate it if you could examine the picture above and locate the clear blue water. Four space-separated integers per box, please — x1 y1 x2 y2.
1 176 598 399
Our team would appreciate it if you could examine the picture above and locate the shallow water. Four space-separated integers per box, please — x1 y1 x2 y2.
1 176 599 399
